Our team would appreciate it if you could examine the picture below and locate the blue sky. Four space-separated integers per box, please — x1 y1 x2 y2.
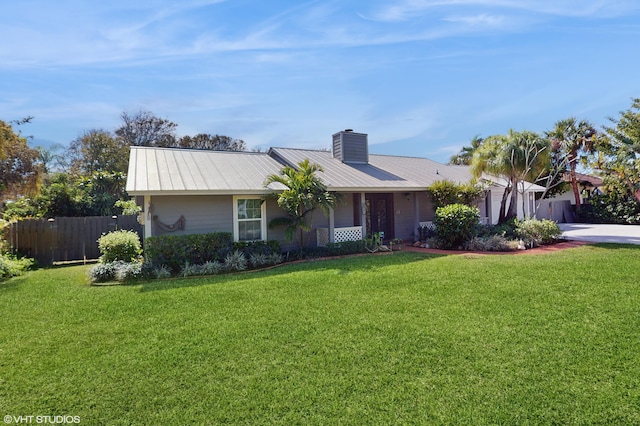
2 0 640 163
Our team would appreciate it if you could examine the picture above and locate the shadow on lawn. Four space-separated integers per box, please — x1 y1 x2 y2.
137 251 445 293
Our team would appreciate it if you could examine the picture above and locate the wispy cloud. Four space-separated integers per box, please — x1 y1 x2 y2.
365 0 640 22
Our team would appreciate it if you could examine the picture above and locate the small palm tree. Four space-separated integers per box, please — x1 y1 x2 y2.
449 135 484 165
264 159 338 248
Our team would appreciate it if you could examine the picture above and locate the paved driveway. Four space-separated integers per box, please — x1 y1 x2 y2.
558 223 640 245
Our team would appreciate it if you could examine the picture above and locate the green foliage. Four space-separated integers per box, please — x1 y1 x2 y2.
68 129 130 175
145 232 234 273
593 98 640 203
325 239 366 256
0 253 35 281
98 230 143 263
434 203 480 249
232 240 281 258
115 199 142 215
579 193 640 224
515 218 562 246
427 179 484 209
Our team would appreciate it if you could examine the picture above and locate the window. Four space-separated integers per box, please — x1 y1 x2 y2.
233 196 266 242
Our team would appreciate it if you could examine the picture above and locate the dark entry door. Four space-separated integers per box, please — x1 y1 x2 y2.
365 193 394 240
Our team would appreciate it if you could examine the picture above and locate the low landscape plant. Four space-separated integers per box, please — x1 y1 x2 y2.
515 218 562 246
0 253 35 281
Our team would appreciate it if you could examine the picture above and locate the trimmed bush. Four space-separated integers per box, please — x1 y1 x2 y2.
326 240 366 256
515 218 562 246
145 232 233 272
98 230 142 263
434 203 480 249
89 260 144 284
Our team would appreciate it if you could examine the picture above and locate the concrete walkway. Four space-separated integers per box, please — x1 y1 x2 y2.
558 223 640 245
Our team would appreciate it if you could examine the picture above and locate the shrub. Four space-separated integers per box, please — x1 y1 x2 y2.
418 223 436 241
224 250 247 272
326 240 366 256
89 261 144 284
249 253 269 268
0 254 35 281
145 232 233 272
98 230 142 263
427 180 484 209
181 261 202 277
267 252 284 265
515 218 562 246
233 240 281 257
152 264 171 279
464 235 512 252
434 204 480 249
200 261 223 275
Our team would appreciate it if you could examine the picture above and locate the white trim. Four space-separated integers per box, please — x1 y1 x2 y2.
232 196 267 242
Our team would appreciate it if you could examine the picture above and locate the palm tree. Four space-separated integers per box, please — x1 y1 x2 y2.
471 130 549 223
449 135 484 165
547 118 597 209
264 159 338 248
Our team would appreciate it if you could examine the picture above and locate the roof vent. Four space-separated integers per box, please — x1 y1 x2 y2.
332 130 368 164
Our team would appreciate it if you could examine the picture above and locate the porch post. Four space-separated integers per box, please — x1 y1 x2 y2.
413 192 420 242
144 195 152 239
360 192 367 236
328 207 335 244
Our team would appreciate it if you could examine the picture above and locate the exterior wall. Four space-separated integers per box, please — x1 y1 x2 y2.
485 187 540 224
150 195 233 236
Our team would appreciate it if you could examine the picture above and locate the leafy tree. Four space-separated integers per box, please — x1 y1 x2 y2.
546 117 597 209
68 129 130 175
449 135 483 165
0 119 42 202
178 134 246 151
264 159 338 248
471 130 549 223
595 98 640 202
115 110 177 147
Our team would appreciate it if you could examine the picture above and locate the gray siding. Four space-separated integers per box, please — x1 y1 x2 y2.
151 195 233 236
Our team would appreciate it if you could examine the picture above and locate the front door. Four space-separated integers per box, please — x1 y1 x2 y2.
365 193 394 240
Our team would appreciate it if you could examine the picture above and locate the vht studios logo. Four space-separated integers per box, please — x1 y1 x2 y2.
4 415 81 424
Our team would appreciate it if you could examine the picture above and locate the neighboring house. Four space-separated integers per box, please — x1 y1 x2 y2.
126 130 544 249
536 172 603 223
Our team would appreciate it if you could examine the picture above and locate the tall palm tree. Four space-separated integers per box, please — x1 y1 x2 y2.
264 159 338 248
547 118 597 209
449 135 484 165
471 130 549 222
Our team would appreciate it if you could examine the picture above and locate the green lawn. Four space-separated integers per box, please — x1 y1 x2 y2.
1 245 639 425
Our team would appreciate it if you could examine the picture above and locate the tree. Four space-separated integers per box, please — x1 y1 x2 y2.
471 130 549 223
178 134 246 151
0 119 42 202
595 98 640 202
264 159 338 248
449 135 483 165
68 129 130 175
115 110 177 147
546 118 597 209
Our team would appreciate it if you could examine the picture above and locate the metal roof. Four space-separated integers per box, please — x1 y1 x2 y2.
269 147 472 191
126 146 286 195
126 146 546 194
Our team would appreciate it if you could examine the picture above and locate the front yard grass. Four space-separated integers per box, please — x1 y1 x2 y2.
1 244 639 424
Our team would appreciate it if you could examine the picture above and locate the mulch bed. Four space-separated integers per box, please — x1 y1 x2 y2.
402 240 589 256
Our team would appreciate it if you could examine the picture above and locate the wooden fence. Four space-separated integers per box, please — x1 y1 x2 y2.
6 215 143 266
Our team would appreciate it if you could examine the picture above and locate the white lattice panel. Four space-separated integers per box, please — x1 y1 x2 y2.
334 226 363 243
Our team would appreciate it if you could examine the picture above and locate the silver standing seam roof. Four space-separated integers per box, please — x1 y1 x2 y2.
126 145 545 195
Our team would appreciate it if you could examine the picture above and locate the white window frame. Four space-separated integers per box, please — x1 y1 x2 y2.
232 196 267 242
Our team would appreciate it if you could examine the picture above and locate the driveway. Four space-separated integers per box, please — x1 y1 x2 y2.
558 223 640 245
